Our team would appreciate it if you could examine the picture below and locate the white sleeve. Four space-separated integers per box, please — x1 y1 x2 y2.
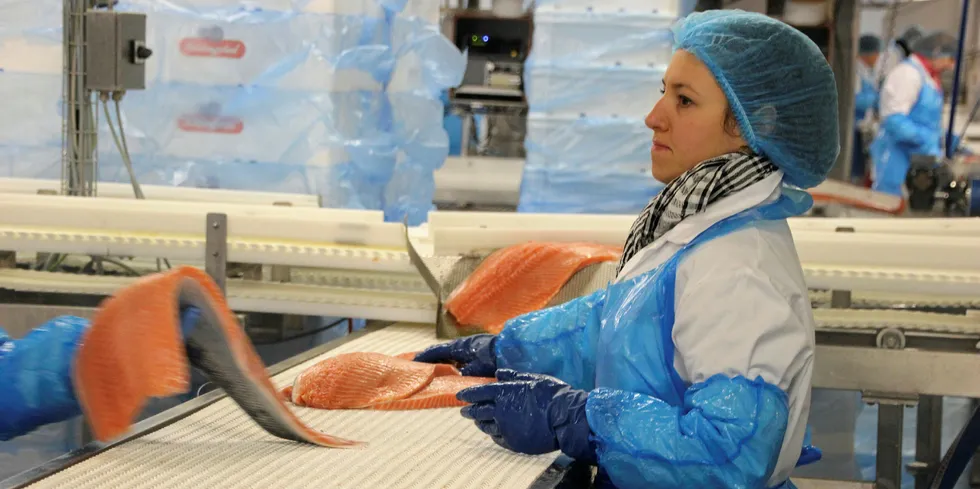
670 225 816 483
671 231 813 391
879 63 921 119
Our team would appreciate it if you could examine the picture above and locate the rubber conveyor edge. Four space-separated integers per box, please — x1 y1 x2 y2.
0 322 577 489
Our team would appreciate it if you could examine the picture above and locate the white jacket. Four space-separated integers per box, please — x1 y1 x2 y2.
880 55 938 119
615 171 816 486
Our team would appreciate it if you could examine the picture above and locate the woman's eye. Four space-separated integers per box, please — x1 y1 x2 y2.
659 87 666 94
679 95 693 106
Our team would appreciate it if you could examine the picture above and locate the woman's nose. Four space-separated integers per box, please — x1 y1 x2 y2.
645 99 667 132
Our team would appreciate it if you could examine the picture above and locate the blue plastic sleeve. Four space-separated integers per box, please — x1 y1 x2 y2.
0 316 90 441
495 288 606 391
586 375 790 489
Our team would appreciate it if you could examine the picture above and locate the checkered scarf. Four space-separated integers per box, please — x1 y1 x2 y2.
617 152 779 274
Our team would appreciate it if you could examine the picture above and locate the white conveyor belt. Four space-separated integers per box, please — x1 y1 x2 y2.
20 324 559 489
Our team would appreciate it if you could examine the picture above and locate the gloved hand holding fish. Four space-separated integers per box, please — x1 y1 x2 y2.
2 265 366 447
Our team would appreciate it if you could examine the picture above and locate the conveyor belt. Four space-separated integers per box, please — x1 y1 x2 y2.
3 267 980 336
11 324 561 489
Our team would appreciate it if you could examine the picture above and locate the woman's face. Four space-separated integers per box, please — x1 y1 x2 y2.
645 49 748 184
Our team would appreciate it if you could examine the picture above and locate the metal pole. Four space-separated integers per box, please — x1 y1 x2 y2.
878 403 907 489
946 0 971 158
909 396 943 489
831 0 860 181
205 213 228 295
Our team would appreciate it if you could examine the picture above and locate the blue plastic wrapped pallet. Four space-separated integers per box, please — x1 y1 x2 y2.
518 167 662 214
525 114 654 173
529 10 675 67
382 6 464 225
520 6 673 214
0 0 462 217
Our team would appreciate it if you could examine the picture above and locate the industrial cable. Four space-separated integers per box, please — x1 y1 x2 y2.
102 95 144 200
103 92 171 271
81 256 142 277
251 318 349 345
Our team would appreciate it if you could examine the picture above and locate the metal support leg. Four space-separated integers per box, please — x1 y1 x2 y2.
460 113 473 156
878 403 907 489
0 251 15 268
205 213 227 295
831 227 855 310
910 396 943 489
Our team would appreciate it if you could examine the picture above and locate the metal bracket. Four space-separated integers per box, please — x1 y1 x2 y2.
270 202 292 284
205 213 228 296
830 227 855 309
402 222 459 339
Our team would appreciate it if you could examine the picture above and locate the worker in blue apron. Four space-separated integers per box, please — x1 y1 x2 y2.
0 310 200 440
871 30 958 196
852 34 882 183
416 10 839 488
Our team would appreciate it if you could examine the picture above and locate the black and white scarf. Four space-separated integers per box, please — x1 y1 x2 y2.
617 152 779 274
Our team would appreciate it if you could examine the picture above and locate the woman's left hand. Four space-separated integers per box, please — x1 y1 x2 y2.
457 369 596 463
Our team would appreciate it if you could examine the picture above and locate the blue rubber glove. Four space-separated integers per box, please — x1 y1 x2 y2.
180 306 202 336
457 369 596 463
797 427 823 467
414 334 497 377
880 114 927 147
0 316 89 441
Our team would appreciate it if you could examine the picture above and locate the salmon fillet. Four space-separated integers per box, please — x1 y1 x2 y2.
72 265 361 448
289 353 436 409
371 375 494 410
445 242 621 334
284 352 493 411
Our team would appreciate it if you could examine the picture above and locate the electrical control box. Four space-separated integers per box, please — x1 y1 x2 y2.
84 11 152 92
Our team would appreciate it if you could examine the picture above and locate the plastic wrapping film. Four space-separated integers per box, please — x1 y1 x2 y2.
519 3 675 214
383 4 465 225
0 0 463 219
518 168 662 214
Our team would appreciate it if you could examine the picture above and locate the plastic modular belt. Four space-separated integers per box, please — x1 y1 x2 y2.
18 324 560 489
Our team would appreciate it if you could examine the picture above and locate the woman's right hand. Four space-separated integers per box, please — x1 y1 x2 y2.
414 334 497 377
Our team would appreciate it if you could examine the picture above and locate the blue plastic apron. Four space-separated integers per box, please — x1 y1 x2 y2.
870 60 944 196
592 187 815 489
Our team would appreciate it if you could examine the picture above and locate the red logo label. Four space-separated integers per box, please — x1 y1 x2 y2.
179 38 246 59
177 114 244 134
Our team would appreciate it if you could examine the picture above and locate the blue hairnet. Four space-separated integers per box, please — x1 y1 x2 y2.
912 30 958 59
671 10 840 189
858 34 883 55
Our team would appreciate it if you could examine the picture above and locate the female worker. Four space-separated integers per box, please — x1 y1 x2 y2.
871 30 958 196
415 10 838 489
0 309 200 441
